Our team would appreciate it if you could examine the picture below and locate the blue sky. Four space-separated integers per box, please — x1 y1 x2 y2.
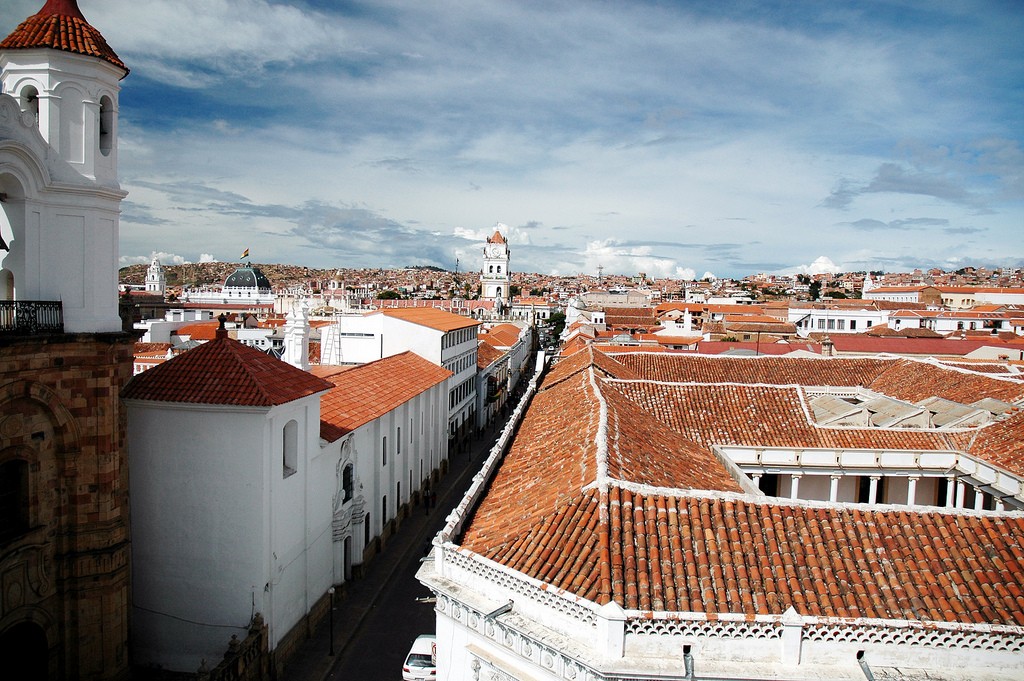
4 0 1022 279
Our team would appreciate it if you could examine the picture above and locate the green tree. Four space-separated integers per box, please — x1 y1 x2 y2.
377 290 401 300
809 281 822 301
548 311 566 338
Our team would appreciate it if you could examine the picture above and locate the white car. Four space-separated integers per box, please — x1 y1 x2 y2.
402 634 436 680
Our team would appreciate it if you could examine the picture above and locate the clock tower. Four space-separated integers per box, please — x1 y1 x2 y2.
481 225 510 308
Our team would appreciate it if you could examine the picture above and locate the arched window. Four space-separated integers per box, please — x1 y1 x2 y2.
497 266 501 274
283 420 298 477
342 464 354 501
99 95 114 156
488 265 494 273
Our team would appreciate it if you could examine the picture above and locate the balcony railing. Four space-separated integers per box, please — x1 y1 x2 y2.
0 300 64 335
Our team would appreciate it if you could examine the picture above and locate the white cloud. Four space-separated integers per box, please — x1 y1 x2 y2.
780 256 843 276
5 1 1015 277
89 0 345 85
119 251 188 267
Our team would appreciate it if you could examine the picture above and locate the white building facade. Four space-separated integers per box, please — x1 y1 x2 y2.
320 307 480 450
124 332 334 673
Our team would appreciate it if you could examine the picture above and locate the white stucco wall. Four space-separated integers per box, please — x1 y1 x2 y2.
127 402 269 671
127 392 330 671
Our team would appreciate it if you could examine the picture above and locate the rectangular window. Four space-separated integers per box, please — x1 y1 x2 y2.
397 427 401 455
817 319 826 329
850 320 857 330
382 436 387 466
837 319 846 330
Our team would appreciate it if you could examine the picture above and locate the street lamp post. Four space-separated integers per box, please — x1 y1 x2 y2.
328 587 336 656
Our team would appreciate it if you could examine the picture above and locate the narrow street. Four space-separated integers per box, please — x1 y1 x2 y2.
280 424 505 681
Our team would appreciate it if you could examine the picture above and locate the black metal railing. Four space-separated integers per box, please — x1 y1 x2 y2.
0 300 64 335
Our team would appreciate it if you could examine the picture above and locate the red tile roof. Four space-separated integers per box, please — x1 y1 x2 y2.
480 323 521 348
459 348 1024 625
0 0 127 72
122 336 332 406
378 307 480 332
174 321 220 341
476 341 504 369
319 352 451 441
487 229 506 244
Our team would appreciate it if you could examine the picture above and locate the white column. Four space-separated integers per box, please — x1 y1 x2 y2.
945 476 956 508
596 601 626 658
789 474 802 500
956 480 966 509
829 475 841 502
780 607 803 664
868 476 880 504
974 488 985 511
907 476 919 506
752 474 762 490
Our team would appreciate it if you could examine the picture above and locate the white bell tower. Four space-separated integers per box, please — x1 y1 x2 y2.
145 256 166 295
0 0 129 332
481 224 511 307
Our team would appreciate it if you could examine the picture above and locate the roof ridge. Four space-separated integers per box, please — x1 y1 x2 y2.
224 338 279 405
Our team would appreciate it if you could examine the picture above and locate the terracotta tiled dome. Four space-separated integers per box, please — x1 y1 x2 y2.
0 0 127 73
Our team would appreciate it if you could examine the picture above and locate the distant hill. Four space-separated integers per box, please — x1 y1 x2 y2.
118 262 341 289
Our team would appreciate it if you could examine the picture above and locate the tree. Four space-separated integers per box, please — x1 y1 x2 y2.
548 311 566 338
809 281 822 301
377 290 401 300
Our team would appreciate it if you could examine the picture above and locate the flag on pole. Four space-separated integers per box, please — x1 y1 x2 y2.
241 248 249 259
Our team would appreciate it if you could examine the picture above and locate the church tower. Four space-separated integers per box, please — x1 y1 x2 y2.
145 256 166 295
481 224 511 308
1 0 129 333
0 2 133 678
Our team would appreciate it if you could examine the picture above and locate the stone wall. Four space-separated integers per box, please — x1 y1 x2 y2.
0 332 134 680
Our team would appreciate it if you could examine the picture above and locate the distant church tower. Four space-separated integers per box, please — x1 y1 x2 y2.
481 224 511 308
145 256 166 294
0 2 133 678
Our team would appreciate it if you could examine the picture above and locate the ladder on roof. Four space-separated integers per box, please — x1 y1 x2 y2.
321 314 341 365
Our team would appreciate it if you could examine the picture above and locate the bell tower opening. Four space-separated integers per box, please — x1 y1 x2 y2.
19 85 40 124
99 95 113 156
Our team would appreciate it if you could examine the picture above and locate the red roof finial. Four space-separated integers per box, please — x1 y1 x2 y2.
36 0 87 21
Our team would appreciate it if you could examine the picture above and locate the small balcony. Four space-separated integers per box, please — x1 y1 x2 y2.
0 300 64 336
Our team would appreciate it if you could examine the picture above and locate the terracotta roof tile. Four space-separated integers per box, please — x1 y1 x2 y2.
319 351 451 441
0 0 127 72
459 348 1024 625
476 341 504 369
378 307 480 332
122 336 332 406
480 323 521 348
